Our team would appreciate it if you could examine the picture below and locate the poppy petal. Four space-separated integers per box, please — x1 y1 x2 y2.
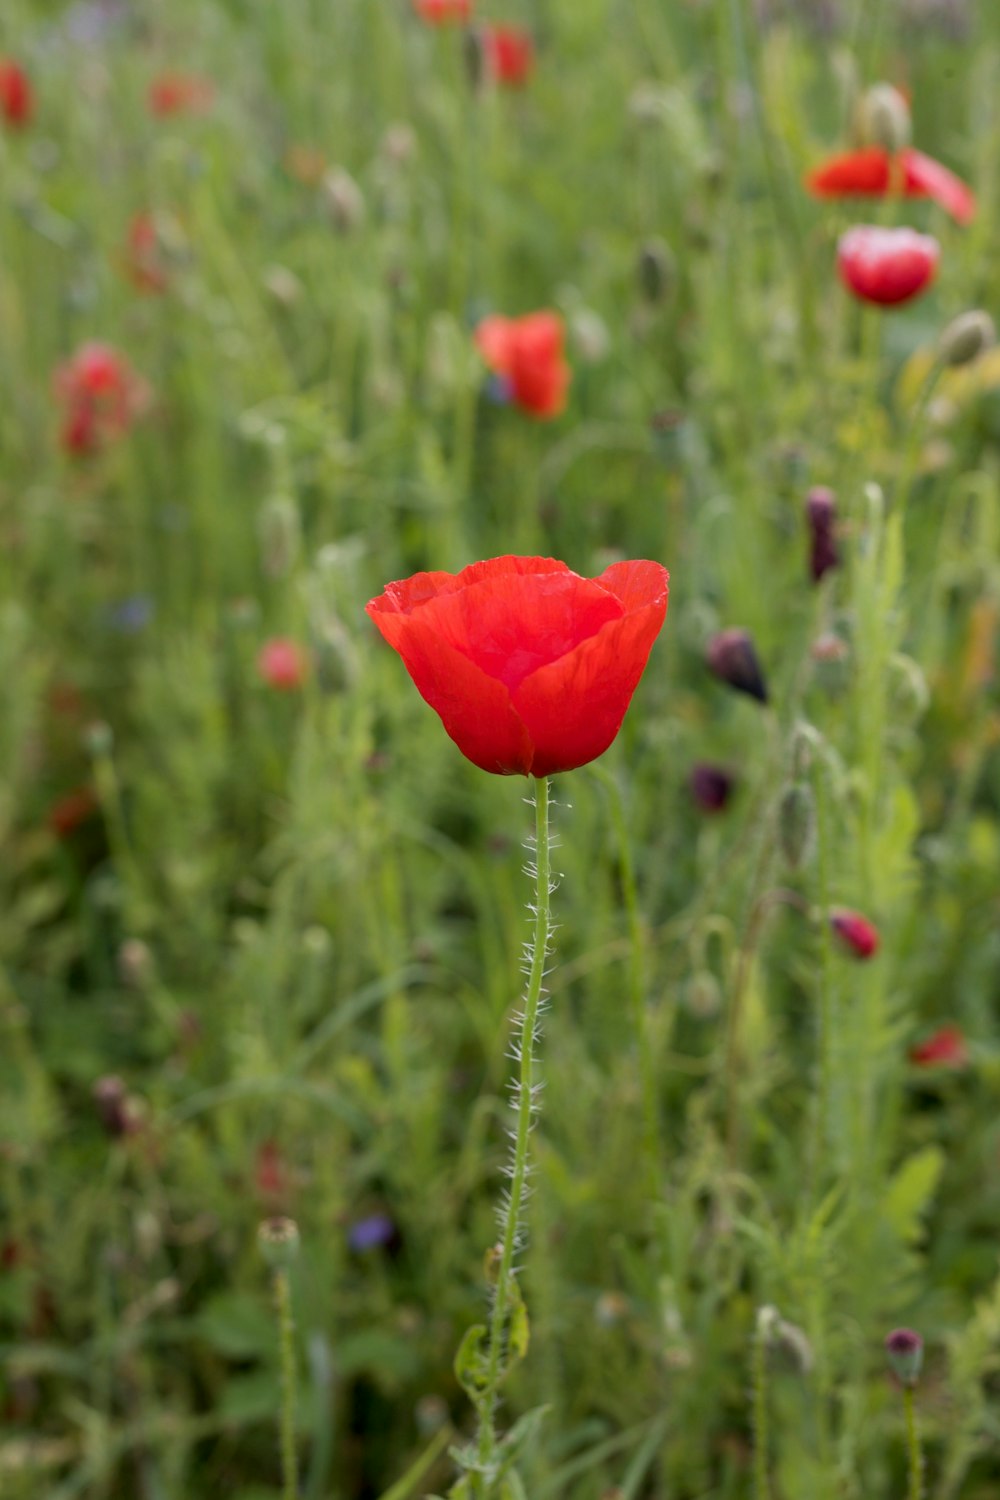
904 148 976 226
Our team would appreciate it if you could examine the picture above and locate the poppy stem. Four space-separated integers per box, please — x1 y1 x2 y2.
903 1385 923 1500
274 1267 299 1500
475 776 553 1482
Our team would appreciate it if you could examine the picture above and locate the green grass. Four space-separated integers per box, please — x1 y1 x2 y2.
3 0 1000 1495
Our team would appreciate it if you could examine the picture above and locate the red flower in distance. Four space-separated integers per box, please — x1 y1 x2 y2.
830 907 880 959
147 73 214 117
124 212 169 294
414 0 472 22
0 58 33 128
806 146 975 226
54 342 149 456
48 786 98 839
366 555 669 777
257 637 309 690
909 1024 969 1069
837 225 939 307
482 25 534 86
475 311 570 418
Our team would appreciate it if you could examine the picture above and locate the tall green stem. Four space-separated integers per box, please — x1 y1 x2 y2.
904 1386 923 1500
475 778 553 1478
752 1312 773 1500
275 1268 299 1500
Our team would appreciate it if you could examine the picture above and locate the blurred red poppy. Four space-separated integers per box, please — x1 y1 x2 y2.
54 343 150 456
124 212 169 294
147 73 214 117
837 225 939 307
806 146 975 226
414 0 472 22
0 58 33 128
366 555 669 777
475 311 570 418
482 25 534 86
909 1024 968 1068
830 907 880 959
257 637 309 690
48 786 98 839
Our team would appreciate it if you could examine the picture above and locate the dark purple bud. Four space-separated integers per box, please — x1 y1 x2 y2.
806 486 839 583
885 1327 924 1387
689 763 734 813
706 629 768 704
92 1075 137 1138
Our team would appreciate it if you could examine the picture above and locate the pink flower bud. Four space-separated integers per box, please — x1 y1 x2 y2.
257 637 308 691
830 907 880 959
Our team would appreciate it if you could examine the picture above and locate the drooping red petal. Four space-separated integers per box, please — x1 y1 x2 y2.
904 148 976 226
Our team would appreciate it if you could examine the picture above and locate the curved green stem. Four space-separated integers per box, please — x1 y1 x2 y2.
475 778 553 1478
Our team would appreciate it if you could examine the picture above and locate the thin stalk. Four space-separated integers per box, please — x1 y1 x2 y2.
274 1268 299 1500
753 1315 772 1500
904 1386 924 1500
475 778 553 1477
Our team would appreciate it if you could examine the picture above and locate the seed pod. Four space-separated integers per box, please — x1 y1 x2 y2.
885 1327 923 1387
258 1216 300 1270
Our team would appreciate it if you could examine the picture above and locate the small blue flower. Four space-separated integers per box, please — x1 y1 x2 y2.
107 596 154 634
347 1213 396 1253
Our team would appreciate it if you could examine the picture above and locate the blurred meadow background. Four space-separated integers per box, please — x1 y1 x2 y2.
3 0 1000 1495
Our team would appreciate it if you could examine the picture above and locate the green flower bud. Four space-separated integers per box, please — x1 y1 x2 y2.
637 238 676 305
861 83 911 153
779 782 816 869
938 309 996 368
258 1216 300 1270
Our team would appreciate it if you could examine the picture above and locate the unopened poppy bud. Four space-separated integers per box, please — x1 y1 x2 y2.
257 495 301 580
258 1216 300 1270
811 630 851 695
706 628 768 704
689 763 734 813
92 1075 140 1138
779 782 815 868
885 1327 923 1387
758 1305 814 1376
861 83 911 154
322 168 365 233
637 238 676 305
118 938 153 990
569 307 611 365
830 907 880 959
938 309 996 368
684 971 721 1019
806 486 840 583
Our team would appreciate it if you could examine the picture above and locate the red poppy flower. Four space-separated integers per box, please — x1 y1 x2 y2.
475 311 570 419
0 58 33 128
837 225 939 307
124 212 169 294
54 342 149 456
257 637 309 690
482 25 534 86
830 907 880 959
147 73 214 117
414 0 472 22
48 786 98 839
366 555 669 777
806 146 975 226
909 1024 968 1069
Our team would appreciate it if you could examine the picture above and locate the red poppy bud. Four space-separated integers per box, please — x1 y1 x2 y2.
830 907 880 959
706 628 768 704
414 0 472 22
909 1024 968 1068
257 637 309 691
837 225 939 307
125 212 169 294
366 555 669 777
806 486 839 583
690 763 734 813
0 59 33 128
805 146 975 226
475 312 570 419
481 25 534 86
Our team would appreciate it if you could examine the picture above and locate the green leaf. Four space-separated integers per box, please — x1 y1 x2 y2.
196 1291 274 1359
884 1146 945 1246
506 1282 530 1371
453 1323 491 1400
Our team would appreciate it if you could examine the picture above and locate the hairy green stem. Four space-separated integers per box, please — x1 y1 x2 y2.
475 778 553 1481
274 1268 299 1500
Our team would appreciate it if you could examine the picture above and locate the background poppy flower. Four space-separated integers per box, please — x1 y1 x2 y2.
475 312 570 418
414 0 472 23
54 342 149 456
147 73 214 116
909 1024 968 1068
257 637 309 690
482 25 534 86
806 146 975 226
837 225 939 307
366 555 669 776
0 58 33 128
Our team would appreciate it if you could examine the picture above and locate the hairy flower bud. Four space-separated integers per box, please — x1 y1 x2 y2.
938 308 996 368
706 628 768 703
885 1327 923 1387
861 83 911 154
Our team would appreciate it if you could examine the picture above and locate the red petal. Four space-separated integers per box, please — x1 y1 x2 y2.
475 316 514 375
806 148 892 196
904 148 976 225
